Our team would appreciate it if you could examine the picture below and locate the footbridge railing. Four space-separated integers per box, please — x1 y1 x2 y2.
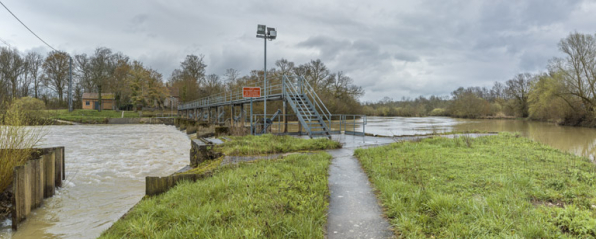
178 79 283 110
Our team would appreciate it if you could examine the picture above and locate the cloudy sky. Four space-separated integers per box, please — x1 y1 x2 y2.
1 0 594 102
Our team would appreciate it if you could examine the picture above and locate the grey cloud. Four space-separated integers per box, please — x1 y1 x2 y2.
393 52 419 62
1 0 594 102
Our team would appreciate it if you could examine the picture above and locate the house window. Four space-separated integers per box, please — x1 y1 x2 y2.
86 101 90 106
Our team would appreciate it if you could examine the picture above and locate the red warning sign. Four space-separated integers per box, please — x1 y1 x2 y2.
243 87 261 98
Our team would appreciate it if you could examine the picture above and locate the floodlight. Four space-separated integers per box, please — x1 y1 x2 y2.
257 25 266 35
267 27 277 39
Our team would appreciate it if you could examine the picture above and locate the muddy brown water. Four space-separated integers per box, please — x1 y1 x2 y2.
1 117 595 238
362 116 596 160
0 125 189 239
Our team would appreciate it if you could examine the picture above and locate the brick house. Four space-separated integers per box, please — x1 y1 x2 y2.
82 93 116 110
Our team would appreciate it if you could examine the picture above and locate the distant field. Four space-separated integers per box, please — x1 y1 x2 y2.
355 133 596 238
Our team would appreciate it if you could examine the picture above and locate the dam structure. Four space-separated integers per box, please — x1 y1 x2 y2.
178 75 366 138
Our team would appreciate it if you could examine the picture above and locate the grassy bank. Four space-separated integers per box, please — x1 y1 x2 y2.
216 134 341 156
101 152 332 239
48 109 138 124
47 109 177 124
355 133 596 238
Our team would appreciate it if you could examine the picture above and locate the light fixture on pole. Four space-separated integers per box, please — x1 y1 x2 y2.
256 24 276 134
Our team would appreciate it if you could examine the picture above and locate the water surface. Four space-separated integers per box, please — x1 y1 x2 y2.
1 125 189 239
363 116 596 160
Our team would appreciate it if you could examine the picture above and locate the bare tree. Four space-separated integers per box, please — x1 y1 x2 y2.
224 68 240 90
305 59 330 89
89 47 116 111
25 52 43 98
42 50 70 104
168 54 207 102
0 47 26 100
331 71 363 99
552 31 596 112
505 73 533 117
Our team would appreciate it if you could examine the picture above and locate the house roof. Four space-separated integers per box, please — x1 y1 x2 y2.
82 93 115 100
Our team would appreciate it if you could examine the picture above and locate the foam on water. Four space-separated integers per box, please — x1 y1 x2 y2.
0 124 189 239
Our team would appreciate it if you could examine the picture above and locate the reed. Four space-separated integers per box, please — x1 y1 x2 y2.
0 102 45 192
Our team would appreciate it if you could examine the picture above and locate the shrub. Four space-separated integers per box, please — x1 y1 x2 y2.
429 108 447 116
3 97 49 125
0 101 46 191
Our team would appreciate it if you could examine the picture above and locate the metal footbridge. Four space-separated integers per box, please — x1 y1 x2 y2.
178 75 366 138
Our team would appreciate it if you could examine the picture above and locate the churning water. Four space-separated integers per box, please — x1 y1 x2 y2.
1 125 189 239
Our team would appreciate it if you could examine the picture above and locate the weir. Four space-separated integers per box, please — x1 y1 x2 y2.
178 75 367 138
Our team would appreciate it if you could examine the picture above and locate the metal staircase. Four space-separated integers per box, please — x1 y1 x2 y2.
283 75 332 138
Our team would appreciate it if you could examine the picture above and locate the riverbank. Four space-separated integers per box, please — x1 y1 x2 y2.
46 109 177 124
355 133 596 238
100 134 341 238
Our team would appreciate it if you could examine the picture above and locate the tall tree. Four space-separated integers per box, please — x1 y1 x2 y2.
111 54 131 110
89 47 115 111
42 50 70 104
168 54 207 102
551 32 596 113
305 59 330 89
26 52 43 99
0 47 26 100
505 73 533 117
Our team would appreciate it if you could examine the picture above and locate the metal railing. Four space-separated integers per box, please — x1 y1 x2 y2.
282 75 332 127
178 79 283 110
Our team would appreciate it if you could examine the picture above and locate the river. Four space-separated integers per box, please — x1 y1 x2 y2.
1 117 595 238
0 125 190 239
364 116 596 160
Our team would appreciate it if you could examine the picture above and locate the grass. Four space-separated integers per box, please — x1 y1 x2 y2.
48 109 139 123
354 133 596 238
177 156 223 175
47 109 178 124
100 152 332 239
216 134 341 156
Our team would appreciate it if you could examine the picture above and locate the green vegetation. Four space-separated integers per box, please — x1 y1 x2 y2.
47 109 139 123
101 152 332 239
0 100 45 191
176 156 223 176
355 133 596 238
2 97 52 125
216 134 341 156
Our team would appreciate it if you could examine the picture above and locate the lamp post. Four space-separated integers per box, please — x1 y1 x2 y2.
256 24 276 133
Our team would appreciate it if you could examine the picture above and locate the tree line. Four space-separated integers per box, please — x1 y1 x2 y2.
165 56 364 114
0 47 167 111
364 32 596 127
1 46 364 114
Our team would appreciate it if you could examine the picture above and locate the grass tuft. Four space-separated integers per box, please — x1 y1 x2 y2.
216 134 341 156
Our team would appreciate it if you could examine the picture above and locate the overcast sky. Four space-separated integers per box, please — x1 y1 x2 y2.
1 0 595 102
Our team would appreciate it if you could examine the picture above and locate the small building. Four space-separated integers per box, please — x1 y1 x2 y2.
82 93 116 110
164 87 179 109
